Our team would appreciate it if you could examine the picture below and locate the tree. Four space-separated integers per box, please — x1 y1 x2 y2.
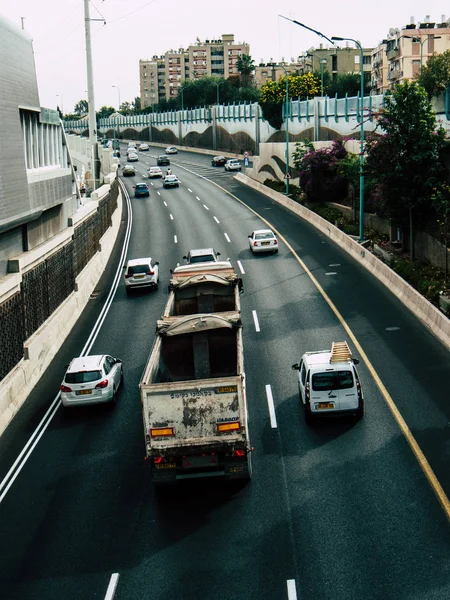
364 80 447 259
431 184 450 288
132 96 141 113
236 54 255 87
119 101 133 115
74 99 88 116
417 50 450 98
259 73 320 129
96 106 115 119
327 73 369 98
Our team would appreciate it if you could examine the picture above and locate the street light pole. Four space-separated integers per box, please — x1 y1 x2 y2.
332 36 365 241
403 35 441 69
320 59 327 96
281 65 290 196
216 81 225 105
112 85 121 141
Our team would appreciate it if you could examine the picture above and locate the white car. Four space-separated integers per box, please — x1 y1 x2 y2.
224 159 241 171
148 166 163 178
248 229 278 253
163 174 180 188
139 143 149 151
124 257 159 292
127 152 139 162
165 146 178 154
183 248 221 264
127 142 137 149
60 354 123 407
292 341 364 422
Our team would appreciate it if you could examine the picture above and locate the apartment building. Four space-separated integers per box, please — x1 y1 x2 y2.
372 15 450 93
254 45 373 89
139 34 250 108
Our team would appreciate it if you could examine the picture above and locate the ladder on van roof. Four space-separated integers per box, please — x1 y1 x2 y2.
330 341 352 363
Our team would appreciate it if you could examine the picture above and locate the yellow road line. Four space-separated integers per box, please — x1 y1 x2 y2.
205 175 450 523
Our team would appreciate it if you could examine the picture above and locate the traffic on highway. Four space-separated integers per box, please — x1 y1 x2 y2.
0 142 449 600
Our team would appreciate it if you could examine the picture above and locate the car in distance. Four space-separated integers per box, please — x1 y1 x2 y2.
165 146 178 154
127 142 137 149
60 354 123 407
248 229 278 253
224 159 242 172
122 165 136 176
139 143 150 151
291 341 364 422
211 155 227 167
183 248 221 264
127 152 139 162
124 257 159 292
148 166 163 178
163 174 180 188
157 155 170 166
134 183 150 197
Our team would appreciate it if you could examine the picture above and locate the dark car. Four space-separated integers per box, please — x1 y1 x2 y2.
134 183 150 197
211 155 227 166
157 155 170 166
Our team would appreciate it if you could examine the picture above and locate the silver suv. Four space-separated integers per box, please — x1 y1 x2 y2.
124 257 159 292
183 248 221 264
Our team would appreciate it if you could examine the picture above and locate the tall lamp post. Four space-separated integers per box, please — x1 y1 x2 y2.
216 80 225 105
404 35 441 68
112 85 121 140
332 36 365 241
320 59 327 96
280 65 290 196
179 86 184 111
56 94 64 116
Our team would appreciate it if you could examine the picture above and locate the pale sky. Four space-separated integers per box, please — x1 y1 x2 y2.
0 0 448 114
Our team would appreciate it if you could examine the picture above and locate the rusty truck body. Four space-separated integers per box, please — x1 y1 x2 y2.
139 262 251 484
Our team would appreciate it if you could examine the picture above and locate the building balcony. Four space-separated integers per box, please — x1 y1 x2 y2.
386 46 400 60
387 68 403 80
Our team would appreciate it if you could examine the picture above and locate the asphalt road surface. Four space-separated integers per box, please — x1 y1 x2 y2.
0 144 449 600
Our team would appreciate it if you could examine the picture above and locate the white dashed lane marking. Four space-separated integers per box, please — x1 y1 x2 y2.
237 261 245 274
213 216 220 224
174 235 178 243
224 233 231 243
170 214 174 220
265 385 277 428
252 310 260 332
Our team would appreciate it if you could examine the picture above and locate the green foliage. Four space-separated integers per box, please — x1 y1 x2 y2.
236 54 255 87
259 73 319 129
74 99 88 116
327 73 369 98
263 178 301 199
417 50 450 98
364 80 447 226
309 203 359 235
336 153 360 196
391 256 445 304
96 105 115 119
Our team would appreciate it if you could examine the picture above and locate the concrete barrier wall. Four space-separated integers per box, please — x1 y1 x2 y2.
0 181 123 436
234 173 450 351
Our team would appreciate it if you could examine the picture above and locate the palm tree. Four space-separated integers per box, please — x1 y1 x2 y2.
236 54 255 88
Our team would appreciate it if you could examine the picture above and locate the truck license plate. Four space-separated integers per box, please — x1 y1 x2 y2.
156 463 176 469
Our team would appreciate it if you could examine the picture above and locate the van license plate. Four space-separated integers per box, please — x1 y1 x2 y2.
318 402 334 409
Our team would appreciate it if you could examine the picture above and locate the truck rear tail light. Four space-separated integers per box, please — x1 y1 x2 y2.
95 379 108 389
150 427 175 437
61 385 72 393
153 456 165 464
217 421 241 433
234 449 246 457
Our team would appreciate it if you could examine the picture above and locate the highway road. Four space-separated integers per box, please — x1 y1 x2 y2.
0 143 449 600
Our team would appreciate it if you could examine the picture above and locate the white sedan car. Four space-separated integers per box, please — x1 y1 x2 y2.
224 160 242 171
148 166 163 178
139 143 149 151
60 354 123 407
165 146 178 154
248 229 278 253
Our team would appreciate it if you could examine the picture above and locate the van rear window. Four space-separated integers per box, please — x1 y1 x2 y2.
65 370 101 384
312 370 354 391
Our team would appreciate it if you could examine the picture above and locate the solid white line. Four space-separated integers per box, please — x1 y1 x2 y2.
265 384 277 428
203 204 209 211
163 201 167 206
196 196 201 201
104 573 120 600
213 216 220 223
286 580 297 600
237 260 245 274
157 191 161 196
174 235 178 243
188 188 193 193
224 233 231 243
170 214 174 220
252 310 260 332
0 180 134 503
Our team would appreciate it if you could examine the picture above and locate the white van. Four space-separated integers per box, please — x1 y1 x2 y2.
292 341 364 422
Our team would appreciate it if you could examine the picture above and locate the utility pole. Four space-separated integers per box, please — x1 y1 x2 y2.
84 0 98 192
